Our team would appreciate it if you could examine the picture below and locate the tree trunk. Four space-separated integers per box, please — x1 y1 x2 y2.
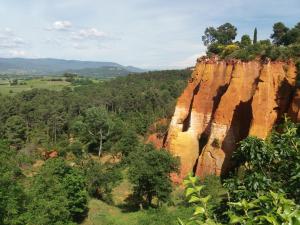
98 130 103 158
147 194 152 207
54 121 57 144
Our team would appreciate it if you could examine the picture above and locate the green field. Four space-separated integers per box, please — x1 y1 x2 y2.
0 78 71 95
82 199 191 225
0 77 108 95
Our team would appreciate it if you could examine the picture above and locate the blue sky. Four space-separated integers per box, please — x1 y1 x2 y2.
0 0 299 69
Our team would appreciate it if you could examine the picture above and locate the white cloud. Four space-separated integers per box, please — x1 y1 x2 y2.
73 28 108 40
0 28 29 58
9 50 26 57
48 20 72 31
3 27 13 34
72 42 88 50
0 28 27 49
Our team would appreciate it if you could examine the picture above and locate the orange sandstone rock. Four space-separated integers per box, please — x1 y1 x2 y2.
146 133 164 149
289 89 300 122
165 57 298 182
250 61 296 138
196 61 261 177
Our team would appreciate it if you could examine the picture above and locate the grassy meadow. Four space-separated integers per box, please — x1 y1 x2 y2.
0 77 71 95
81 177 190 225
0 76 108 95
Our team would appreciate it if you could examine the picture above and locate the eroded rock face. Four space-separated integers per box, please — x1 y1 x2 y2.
289 89 300 121
164 57 298 182
250 61 296 138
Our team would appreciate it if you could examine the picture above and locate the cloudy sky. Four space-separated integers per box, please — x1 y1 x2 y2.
0 0 299 69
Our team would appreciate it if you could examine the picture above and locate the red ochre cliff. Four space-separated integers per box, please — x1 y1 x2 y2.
163 56 298 183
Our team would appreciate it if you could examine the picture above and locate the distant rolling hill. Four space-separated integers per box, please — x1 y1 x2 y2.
0 58 145 77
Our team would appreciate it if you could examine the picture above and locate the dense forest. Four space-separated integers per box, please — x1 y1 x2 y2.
0 70 192 225
1 21 300 225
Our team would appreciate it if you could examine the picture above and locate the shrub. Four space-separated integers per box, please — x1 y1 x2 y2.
228 191 300 224
221 44 240 58
180 175 300 225
207 43 225 55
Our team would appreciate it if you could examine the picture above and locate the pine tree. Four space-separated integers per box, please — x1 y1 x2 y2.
253 27 257 44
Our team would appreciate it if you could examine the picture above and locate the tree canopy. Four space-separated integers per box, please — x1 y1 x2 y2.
128 144 179 207
202 23 237 47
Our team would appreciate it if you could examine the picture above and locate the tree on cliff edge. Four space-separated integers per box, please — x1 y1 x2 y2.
270 22 289 45
202 23 237 46
253 27 257 44
241 34 252 47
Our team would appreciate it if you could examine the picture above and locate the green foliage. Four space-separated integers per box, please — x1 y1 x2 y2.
253 27 257 44
4 115 27 149
0 70 189 148
82 159 122 202
181 175 300 225
228 191 300 224
24 176 73 225
112 128 139 159
200 175 227 208
202 23 237 47
271 22 300 46
24 158 88 224
0 69 190 224
271 22 289 45
217 23 238 45
137 207 193 225
67 140 84 157
225 117 300 203
72 107 113 157
240 35 252 48
264 45 293 61
204 21 300 61
207 43 225 55
128 144 179 207
0 141 26 225
181 118 300 225
179 174 221 225
220 44 240 58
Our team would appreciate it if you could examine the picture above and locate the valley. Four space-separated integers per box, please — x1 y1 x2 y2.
1 2 300 224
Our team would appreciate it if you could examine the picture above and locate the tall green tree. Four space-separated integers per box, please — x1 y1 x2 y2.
72 107 113 157
283 24 300 45
270 22 289 45
240 35 252 47
253 27 258 44
112 129 139 158
4 115 27 149
217 23 238 45
128 144 179 207
202 23 237 46
82 160 122 202
0 141 25 225
202 27 219 46
24 158 88 224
